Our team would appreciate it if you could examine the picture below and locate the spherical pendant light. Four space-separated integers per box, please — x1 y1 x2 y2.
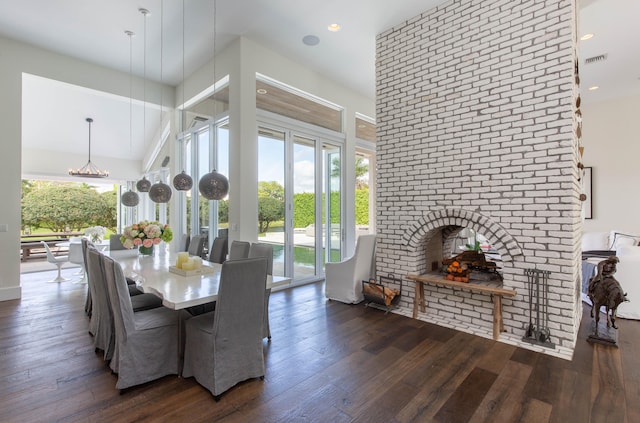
173 171 193 191
198 170 229 200
136 176 151 192
149 181 172 203
121 190 140 207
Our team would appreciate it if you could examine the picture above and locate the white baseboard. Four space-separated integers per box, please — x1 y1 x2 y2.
0 285 21 301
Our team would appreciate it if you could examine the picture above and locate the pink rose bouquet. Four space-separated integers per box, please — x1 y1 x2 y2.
120 221 173 249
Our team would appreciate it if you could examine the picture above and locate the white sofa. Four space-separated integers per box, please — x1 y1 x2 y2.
582 230 640 320
609 245 640 320
582 230 640 254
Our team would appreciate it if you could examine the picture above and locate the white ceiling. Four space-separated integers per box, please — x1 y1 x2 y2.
3 0 639 165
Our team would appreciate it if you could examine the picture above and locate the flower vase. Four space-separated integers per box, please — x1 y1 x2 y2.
139 245 154 256
91 235 102 243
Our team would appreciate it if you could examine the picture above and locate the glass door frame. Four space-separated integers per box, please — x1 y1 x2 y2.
177 113 230 249
355 139 376 236
322 143 342 265
258 110 345 280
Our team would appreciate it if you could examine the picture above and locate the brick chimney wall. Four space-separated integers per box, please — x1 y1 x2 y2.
375 0 582 357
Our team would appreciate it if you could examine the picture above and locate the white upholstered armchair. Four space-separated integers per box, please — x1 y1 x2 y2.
324 234 376 304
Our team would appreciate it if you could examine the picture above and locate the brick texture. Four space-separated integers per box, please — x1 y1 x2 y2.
375 0 581 356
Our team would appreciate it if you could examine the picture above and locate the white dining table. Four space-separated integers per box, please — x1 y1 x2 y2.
107 249 290 310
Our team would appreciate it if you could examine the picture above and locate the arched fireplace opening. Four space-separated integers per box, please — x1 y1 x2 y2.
440 226 503 283
403 208 522 280
392 208 526 342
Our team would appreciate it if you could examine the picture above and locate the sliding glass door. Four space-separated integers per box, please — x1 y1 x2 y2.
257 128 286 276
292 135 315 279
324 143 342 263
258 123 343 281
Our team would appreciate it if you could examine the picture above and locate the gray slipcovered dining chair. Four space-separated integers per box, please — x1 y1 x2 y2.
208 237 228 264
83 238 147 317
104 248 163 309
86 246 115 360
109 234 126 251
178 234 190 252
103 255 180 391
188 235 206 258
41 241 69 282
87 247 163 362
82 239 93 315
248 242 274 340
228 240 250 260
182 257 267 400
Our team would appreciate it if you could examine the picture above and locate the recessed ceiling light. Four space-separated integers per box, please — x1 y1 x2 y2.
588 85 599 91
328 23 341 32
580 33 594 41
302 35 320 46
257 88 268 95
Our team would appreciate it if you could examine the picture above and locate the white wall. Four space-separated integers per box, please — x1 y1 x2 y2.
0 38 23 301
581 95 640 235
23 148 143 183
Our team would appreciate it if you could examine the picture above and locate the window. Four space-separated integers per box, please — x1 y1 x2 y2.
355 113 376 236
178 118 229 252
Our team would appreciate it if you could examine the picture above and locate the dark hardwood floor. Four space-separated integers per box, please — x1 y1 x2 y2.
2 268 639 422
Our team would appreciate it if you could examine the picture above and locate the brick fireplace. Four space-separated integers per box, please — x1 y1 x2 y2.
375 0 582 358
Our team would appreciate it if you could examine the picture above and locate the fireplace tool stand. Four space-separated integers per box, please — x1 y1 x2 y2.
522 269 555 348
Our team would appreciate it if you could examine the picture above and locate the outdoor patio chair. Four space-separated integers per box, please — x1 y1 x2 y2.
41 241 69 283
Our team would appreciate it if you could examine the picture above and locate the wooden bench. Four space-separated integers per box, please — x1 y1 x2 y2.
406 272 517 340
20 239 68 261
20 232 82 261
21 232 83 240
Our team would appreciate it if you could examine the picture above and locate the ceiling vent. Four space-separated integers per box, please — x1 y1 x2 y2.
585 54 607 64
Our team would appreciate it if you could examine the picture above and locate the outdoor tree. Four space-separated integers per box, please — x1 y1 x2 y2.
218 199 229 223
354 157 369 189
258 196 284 233
330 157 369 225
258 181 285 233
21 180 34 199
258 181 284 201
22 182 116 232
197 198 228 224
97 190 118 231
331 156 369 188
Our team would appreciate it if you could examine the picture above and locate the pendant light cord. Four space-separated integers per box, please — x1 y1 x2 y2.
140 8 149 151
160 0 164 143
213 0 217 147
182 0 185 129
127 30 134 153
87 118 92 162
